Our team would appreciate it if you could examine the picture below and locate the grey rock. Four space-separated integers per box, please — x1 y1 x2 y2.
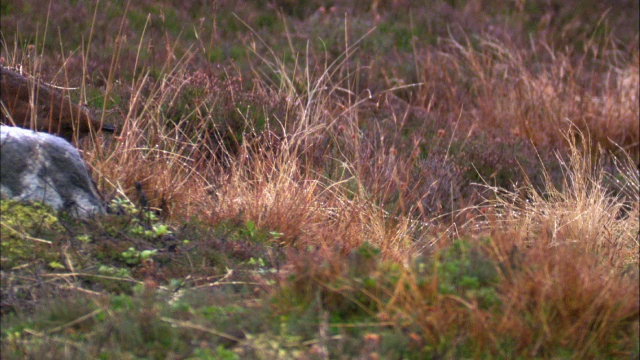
1 125 105 218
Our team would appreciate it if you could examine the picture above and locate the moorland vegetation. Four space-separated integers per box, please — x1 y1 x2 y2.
1 0 638 358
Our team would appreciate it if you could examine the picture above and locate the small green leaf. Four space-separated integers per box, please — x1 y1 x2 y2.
140 249 158 260
48 261 66 270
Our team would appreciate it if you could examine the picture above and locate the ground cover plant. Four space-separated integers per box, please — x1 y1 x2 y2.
1 0 638 358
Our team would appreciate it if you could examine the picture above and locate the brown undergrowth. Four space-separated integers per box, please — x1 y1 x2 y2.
1 1 638 358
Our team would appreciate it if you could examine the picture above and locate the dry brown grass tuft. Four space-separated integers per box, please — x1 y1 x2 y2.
414 32 639 161
493 239 639 358
375 127 640 356
483 127 638 272
76 21 425 261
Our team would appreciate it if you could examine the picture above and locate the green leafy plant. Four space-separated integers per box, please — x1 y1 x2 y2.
98 265 132 278
110 197 173 239
120 247 158 266
435 239 501 309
